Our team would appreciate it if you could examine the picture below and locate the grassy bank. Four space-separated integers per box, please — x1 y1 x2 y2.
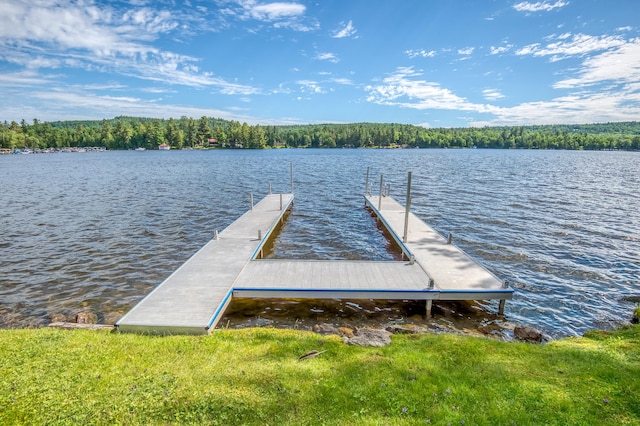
1 326 638 425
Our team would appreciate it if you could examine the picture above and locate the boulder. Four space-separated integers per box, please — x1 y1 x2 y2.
337 327 355 338
76 312 98 324
49 313 69 323
386 324 425 334
347 328 392 347
312 323 340 336
514 325 544 343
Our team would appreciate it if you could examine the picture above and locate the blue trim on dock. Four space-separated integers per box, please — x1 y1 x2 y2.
364 196 415 261
250 194 294 260
206 288 234 330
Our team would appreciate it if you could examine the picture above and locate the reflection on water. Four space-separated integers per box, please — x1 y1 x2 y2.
1 149 639 338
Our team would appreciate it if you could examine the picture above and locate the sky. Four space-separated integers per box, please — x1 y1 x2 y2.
1 0 639 128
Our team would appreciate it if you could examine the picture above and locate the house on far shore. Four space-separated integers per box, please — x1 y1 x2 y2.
158 143 170 150
208 138 219 148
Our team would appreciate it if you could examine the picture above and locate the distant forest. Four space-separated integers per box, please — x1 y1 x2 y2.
2 116 640 151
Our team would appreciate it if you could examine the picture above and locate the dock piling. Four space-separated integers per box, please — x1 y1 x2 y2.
214 229 219 240
269 182 272 194
250 193 254 211
426 300 433 318
378 174 384 210
365 167 370 196
403 171 412 243
290 162 294 194
280 193 283 210
498 280 509 314
447 233 452 244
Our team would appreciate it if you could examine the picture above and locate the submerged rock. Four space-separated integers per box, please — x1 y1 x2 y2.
76 312 98 324
386 324 426 334
514 325 545 343
346 328 392 347
337 326 355 338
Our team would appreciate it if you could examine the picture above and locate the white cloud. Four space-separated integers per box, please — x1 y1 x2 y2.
553 38 640 88
222 0 316 31
458 47 475 56
516 33 627 60
483 89 505 101
365 67 493 113
332 20 357 38
513 1 569 13
330 77 353 85
406 49 437 59
0 0 259 93
297 80 325 94
249 2 306 20
490 44 513 55
315 52 339 63
472 90 640 126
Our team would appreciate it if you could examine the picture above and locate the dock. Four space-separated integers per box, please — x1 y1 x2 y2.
117 174 513 335
116 193 294 334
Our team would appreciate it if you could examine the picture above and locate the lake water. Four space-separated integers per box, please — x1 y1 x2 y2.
1 149 638 338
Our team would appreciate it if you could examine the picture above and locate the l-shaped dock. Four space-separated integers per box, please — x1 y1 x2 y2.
117 185 513 335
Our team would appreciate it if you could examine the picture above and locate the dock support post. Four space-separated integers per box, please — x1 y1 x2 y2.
280 193 283 210
258 229 262 240
269 182 272 195
426 277 435 318
290 162 294 194
214 229 219 240
447 233 452 244
403 171 412 243
365 167 370 196
250 193 254 211
498 280 509 315
409 254 415 265
378 174 384 210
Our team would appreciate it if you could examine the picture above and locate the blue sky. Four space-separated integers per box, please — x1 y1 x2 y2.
1 0 639 127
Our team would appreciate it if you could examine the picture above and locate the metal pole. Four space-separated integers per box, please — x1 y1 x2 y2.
269 182 272 194
447 233 452 244
498 280 509 315
280 193 283 210
290 162 294 194
250 193 254 211
403 171 412 243
378 174 383 210
365 167 370 196
214 229 219 240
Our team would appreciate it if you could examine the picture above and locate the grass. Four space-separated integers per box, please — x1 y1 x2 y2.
0 325 639 425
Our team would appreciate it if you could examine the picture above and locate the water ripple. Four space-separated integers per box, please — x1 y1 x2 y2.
1 149 639 336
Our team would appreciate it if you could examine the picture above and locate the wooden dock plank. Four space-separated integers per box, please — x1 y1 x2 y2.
365 195 512 298
116 193 293 334
233 260 431 294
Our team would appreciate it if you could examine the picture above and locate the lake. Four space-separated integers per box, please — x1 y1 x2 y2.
1 148 638 338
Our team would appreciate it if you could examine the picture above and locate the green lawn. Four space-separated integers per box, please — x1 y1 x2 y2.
1 325 638 425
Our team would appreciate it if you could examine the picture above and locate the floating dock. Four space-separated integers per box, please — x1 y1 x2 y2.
117 180 513 335
116 193 294 334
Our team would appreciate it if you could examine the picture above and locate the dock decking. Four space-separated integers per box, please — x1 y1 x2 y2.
117 191 513 335
116 193 294 335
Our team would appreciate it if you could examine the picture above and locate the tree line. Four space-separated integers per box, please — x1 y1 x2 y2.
2 116 639 151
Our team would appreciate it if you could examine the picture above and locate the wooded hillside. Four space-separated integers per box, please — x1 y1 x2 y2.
2 116 639 150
